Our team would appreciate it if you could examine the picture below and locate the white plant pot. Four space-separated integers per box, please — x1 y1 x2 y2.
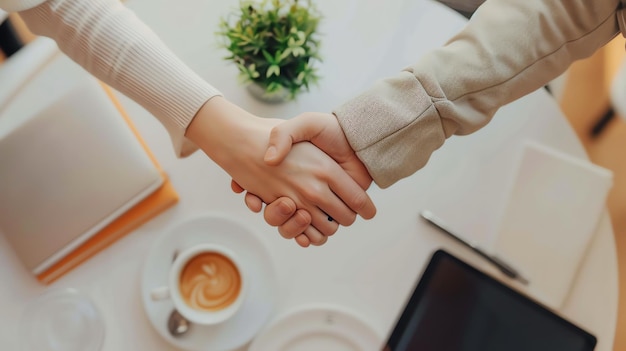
246 83 290 104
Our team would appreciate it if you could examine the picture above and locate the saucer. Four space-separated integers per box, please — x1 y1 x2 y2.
140 213 278 351
249 304 382 351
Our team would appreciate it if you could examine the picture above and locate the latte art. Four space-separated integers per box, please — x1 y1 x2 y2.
179 252 242 311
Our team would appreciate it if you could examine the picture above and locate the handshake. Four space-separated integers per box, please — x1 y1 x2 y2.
185 97 377 248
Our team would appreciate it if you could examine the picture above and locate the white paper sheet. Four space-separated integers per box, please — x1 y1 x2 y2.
492 141 612 310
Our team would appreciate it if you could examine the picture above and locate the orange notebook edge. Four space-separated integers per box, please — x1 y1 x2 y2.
100 83 163 171
36 83 179 284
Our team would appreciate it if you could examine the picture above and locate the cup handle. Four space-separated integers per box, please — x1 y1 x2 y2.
150 286 170 301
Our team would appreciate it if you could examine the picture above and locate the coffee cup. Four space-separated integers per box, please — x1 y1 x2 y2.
150 244 246 325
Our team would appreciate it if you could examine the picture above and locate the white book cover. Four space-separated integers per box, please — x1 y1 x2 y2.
0 50 163 275
492 141 613 310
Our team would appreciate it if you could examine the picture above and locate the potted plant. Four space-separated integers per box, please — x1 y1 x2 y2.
218 0 322 102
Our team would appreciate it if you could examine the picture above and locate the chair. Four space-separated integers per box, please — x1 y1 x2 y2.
0 11 24 58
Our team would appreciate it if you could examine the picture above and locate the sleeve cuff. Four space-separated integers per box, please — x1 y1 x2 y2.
333 71 449 188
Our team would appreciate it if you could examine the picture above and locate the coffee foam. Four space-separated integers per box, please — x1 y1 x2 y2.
179 252 241 311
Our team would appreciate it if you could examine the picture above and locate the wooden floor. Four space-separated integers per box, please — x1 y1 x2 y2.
557 36 626 351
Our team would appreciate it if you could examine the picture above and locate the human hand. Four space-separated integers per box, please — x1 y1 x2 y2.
230 182 315 247
237 112 376 244
186 98 375 246
265 112 371 187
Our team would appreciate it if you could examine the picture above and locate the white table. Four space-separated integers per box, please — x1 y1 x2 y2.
0 0 617 350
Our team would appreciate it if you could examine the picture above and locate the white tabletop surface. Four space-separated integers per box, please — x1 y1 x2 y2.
0 0 618 350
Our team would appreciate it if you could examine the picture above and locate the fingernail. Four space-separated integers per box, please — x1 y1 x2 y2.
264 146 277 161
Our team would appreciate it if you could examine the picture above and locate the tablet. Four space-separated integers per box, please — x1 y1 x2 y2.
384 250 597 351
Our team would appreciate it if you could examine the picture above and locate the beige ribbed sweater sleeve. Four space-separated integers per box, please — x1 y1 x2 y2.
16 0 222 157
334 0 622 188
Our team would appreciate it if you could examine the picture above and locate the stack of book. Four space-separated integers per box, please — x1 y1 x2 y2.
0 41 178 284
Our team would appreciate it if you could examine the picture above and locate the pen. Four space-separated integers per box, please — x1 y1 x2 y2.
420 210 529 285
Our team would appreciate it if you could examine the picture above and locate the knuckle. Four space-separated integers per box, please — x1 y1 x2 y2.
302 184 324 202
294 210 312 227
268 126 282 140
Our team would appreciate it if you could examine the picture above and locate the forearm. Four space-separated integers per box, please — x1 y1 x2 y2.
186 96 262 168
335 0 621 188
19 0 221 157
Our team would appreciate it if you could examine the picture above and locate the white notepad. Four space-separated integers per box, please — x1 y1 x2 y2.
0 52 163 276
492 141 612 310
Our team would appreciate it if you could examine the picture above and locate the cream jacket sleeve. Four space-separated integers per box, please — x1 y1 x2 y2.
1 0 221 157
334 0 623 188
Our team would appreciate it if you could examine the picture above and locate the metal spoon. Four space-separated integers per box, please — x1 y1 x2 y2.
167 250 191 337
167 309 191 337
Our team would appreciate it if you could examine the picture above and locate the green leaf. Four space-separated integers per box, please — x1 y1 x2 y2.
291 47 305 57
262 49 275 64
279 48 291 61
295 31 306 45
296 71 305 82
274 50 284 64
267 81 283 93
267 65 280 78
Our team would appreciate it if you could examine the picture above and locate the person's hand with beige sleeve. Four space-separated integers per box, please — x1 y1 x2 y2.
241 0 623 241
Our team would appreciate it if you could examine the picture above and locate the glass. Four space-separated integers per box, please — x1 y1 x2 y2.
20 288 104 351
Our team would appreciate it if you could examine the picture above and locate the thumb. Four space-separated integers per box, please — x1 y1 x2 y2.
264 113 326 166
344 156 373 190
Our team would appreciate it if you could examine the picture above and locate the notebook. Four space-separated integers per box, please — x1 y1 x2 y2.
36 84 179 284
0 49 178 282
492 141 613 310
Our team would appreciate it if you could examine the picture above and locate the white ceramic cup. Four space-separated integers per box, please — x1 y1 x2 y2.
150 244 246 325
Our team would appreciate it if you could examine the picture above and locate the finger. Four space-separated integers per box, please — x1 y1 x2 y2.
308 206 340 237
262 197 301 227
234 180 264 213
264 113 326 165
231 180 244 193
244 192 264 213
303 225 328 246
327 166 377 220
295 234 311 248
302 172 359 227
276 209 311 239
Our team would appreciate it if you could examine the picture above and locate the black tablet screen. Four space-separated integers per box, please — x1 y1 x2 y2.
384 250 596 351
